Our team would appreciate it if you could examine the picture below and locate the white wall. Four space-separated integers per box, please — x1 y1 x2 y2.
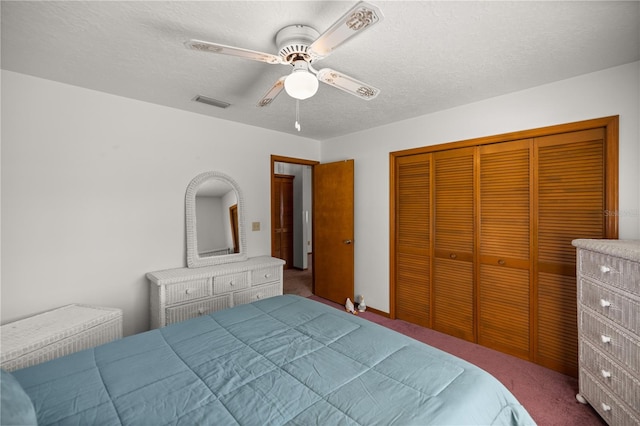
322 61 640 314
1 70 320 335
2 62 638 334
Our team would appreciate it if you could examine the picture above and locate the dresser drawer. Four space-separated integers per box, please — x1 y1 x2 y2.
580 250 640 295
579 368 639 426
166 295 231 325
233 283 281 306
166 279 211 304
580 278 639 333
580 309 639 377
581 340 640 410
213 272 249 294
251 266 281 286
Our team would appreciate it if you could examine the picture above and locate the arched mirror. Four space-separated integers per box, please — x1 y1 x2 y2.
186 171 247 268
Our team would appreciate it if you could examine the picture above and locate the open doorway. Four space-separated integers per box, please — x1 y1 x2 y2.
271 155 317 297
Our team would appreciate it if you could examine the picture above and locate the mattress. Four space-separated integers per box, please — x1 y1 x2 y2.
11 295 535 425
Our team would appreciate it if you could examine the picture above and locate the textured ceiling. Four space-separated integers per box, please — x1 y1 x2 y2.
2 1 639 141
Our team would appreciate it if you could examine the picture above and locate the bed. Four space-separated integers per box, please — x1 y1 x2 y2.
3 295 535 425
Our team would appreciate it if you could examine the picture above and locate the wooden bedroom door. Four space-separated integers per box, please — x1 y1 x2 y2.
272 174 294 269
314 160 354 304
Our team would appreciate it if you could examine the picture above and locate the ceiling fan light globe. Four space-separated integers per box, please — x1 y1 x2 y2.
284 71 318 100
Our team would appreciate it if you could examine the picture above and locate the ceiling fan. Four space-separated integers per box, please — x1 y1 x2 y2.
185 1 383 107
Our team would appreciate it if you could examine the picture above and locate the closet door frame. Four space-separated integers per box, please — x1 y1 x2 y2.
389 115 619 320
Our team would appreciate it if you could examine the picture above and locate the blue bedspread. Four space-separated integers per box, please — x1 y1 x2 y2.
13 295 535 425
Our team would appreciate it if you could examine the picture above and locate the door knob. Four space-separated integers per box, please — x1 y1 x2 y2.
343 239 352 245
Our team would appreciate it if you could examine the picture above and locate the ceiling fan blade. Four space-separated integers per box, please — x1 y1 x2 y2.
185 39 284 65
308 1 383 59
257 76 286 107
316 68 380 100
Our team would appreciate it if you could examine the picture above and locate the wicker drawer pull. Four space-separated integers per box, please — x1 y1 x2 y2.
600 403 612 412
198 308 205 315
599 265 611 273
263 273 272 279
255 293 263 300
599 299 611 308
600 369 612 379
229 281 235 286
600 335 612 344
185 288 193 295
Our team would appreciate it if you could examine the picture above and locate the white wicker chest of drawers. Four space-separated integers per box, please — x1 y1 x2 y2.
147 256 285 329
572 239 640 426
1 304 123 372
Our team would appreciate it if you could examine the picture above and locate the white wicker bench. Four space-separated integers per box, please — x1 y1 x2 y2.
1 304 123 372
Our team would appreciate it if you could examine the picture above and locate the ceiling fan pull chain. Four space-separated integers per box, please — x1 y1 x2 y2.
295 99 301 132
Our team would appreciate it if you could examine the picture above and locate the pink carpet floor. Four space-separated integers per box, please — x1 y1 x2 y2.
308 295 605 426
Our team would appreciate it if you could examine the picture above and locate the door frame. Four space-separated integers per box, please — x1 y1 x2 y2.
271 155 320 288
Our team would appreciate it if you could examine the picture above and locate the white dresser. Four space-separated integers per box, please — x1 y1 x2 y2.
572 239 640 426
148 256 285 329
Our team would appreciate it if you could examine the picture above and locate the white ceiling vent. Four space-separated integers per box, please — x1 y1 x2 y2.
193 95 230 109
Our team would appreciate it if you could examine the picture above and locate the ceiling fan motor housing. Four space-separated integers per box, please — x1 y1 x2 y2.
276 25 320 63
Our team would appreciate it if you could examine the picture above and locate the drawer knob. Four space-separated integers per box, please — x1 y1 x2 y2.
264 273 271 278
599 265 611 273
599 299 611 308
256 293 262 299
229 281 234 286
497 259 506 265
198 308 205 315
601 369 612 379
601 403 611 412
185 288 193 295
600 335 612 344
450 253 457 259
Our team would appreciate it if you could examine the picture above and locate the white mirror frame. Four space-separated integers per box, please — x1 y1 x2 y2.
186 171 247 268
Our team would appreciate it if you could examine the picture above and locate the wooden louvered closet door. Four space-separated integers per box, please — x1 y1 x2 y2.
391 117 616 377
394 154 431 327
478 140 532 360
433 148 475 341
534 128 606 376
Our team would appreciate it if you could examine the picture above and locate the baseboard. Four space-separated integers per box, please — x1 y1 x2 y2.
364 306 389 318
